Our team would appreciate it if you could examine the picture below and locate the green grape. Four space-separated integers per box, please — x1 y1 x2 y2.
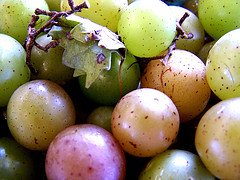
61 0 128 32
0 0 49 44
0 137 36 179
139 150 214 179
45 0 61 11
197 40 216 63
117 0 177 58
183 0 199 16
0 34 30 107
169 6 205 54
206 28 240 100
198 0 240 39
87 106 114 132
31 34 74 85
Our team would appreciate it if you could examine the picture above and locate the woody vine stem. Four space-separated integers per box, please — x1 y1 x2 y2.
23 0 89 74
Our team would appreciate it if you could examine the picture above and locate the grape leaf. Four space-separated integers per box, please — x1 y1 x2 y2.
48 15 125 88
61 38 112 88
70 17 125 50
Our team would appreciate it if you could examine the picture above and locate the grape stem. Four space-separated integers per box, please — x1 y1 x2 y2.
23 0 89 74
162 12 193 65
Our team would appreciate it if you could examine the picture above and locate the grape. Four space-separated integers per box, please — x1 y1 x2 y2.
198 0 240 39
87 106 113 132
0 137 35 179
195 97 240 179
45 0 61 11
31 34 74 85
206 28 240 100
61 0 128 32
197 40 216 63
117 0 177 58
139 149 215 179
0 34 30 107
183 0 199 16
0 0 49 44
111 88 180 157
141 49 211 122
169 6 205 54
7 80 76 150
45 124 126 179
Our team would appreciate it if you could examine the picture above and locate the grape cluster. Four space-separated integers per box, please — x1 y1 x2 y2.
0 0 240 179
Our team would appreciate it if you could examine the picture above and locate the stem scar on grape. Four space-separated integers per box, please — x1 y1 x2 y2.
23 0 90 74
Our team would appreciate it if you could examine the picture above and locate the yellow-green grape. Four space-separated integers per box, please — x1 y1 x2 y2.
170 6 205 54
206 28 240 100
0 34 30 107
198 0 240 39
45 0 61 11
7 80 76 150
61 0 128 32
117 0 177 58
0 0 49 44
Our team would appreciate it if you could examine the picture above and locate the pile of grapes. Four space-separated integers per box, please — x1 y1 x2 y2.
0 0 240 179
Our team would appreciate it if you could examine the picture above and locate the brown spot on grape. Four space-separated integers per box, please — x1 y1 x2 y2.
34 137 38 144
129 141 137 148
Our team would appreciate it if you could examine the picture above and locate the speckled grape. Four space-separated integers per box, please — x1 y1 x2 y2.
206 28 240 100
0 0 49 44
198 0 240 39
7 80 76 150
195 97 240 179
111 88 180 157
170 6 205 54
141 49 211 122
117 0 177 58
0 34 30 107
61 0 128 32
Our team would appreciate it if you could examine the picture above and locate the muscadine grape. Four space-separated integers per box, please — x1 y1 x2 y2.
198 0 240 39
45 124 126 180
31 34 74 85
87 106 113 132
45 0 61 11
117 0 177 58
0 34 30 107
139 149 215 179
0 137 35 179
111 88 180 157
7 80 76 150
61 0 128 32
206 28 240 100
197 40 216 63
0 0 49 44
183 0 199 16
141 49 211 122
169 6 205 54
195 97 240 179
